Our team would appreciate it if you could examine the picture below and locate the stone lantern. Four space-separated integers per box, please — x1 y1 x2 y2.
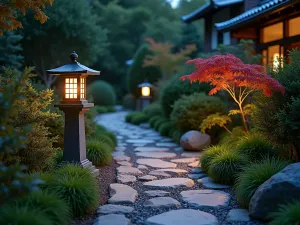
137 80 152 111
47 51 100 175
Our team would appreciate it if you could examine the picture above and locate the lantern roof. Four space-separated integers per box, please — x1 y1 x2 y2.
47 51 100 75
138 80 152 88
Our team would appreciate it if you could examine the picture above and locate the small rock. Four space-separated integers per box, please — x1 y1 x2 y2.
139 175 157 181
97 204 134 214
137 158 177 168
227 209 251 222
134 147 169 152
135 152 176 159
180 190 230 208
198 177 230 189
93 214 131 225
144 190 170 197
144 209 218 225
137 165 148 169
190 168 203 174
117 161 132 166
171 158 197 163
144 197 181 208
188 161 200 168
117 174 136 183
114 155 130 161
117 166 143 175
180 130 211 151
108 183 138 204
188 173 207 179
144 178 194 189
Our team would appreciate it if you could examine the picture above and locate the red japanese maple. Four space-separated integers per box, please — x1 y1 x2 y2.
180 54 285 132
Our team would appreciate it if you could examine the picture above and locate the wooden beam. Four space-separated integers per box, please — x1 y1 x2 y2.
232 27 257 39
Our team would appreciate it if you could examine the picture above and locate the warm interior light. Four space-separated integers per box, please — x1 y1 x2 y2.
273 53 283 72
80 78 85 99
65 78 78 99
141 86 150 97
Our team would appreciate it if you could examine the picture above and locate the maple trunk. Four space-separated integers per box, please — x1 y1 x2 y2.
238 103 249 133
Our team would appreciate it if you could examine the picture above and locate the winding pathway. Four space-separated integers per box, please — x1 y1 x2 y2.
93 112 262 225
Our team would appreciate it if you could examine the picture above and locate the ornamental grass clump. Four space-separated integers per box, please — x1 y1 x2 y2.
46 164 99 217
268 201 300 225
200 145 229 172
181 54 285 133
235 158 288 208
208 150 248 185
86 139 113 166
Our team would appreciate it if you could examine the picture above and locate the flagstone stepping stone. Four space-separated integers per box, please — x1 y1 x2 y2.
174 147 184 152
181 152 201 158
114 155 130 161
188 161 200 168
144 209 218 225
156 143 178 147
144 197 181 208
152 169 188 175
180 190 230 208
137 159 177 168
115 146 126 151
171 158 197 163
113 152 125 157
133 143 147 147
127 139 154 144
137 165 148 169
227 209 251 222
97 204 134 214
138 175 157 181
144 190 170 197
144 136 162 141
144 178 194 189
161 138 173 142
128 135 142 139
134 147 169 152
190 168 203 174
117 174 136 183
188 173 207 179
198 177 230 189
139 123 150 129
94 214 131 225
108 183 138 204
135 152 176 159
117 161 132 166
149 171 171 177
117 166 143 175
117 136 124 139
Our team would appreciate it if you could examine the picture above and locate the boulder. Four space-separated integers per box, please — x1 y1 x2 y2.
249 163 300 220
180 130 211 151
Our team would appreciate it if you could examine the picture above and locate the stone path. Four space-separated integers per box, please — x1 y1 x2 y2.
93 112 263 225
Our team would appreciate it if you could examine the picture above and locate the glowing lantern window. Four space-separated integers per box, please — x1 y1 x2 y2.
65 78 78 99
141 86 150 96
80 78 86 99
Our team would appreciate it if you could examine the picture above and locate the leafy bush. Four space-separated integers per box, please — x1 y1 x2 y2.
18 191 71 225
143 102 164 118
127 44 162 97
200 145 229 172
219 127 246 146
149 115 161 128
88 81 116 106
208 150 248 185
103 131 118 147
122 93 136 110
93 131 117 149
154 117 168 131
235 158 288 208
95 124 106 132
269 201 300 225
106 105 116 112
95 106 108 114
160 73 211 116
130 112 148 125
171 129 182 144
235 134 280 161
171 92 226 132
125 112 140 123
84 106 97 137
159 121 174 136
45 164 99 216
53 149 63 165
0 204 52 225
86 139 113 166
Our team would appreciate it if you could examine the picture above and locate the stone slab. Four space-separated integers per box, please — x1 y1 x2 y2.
156 143 178 147
108 183 138 204
181 152 201 158
97 204 134 214
198 177 230 189
144 178 194 189
149 171 171 177
135 152 176 159
190 168 203 174
144 190 170 197
117 161 132 167
137 159 177 169
227 209 251 222
134 147 169 152
117 166 143 175
137 165 148 170
127 139 154 144
114 155 130 161
152 169 188 175
117 174 136 183
115 146 126 151
144 197 181 208
171 158 197 163
138 175 157 181
188 161 200 168
188 173 207 179
93 214 131 225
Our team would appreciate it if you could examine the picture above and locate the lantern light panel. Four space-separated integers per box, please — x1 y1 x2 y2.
65 78 78 99
142 86 150 97
80 78 85 99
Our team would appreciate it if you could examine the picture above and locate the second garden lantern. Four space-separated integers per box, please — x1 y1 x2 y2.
137 80 152 111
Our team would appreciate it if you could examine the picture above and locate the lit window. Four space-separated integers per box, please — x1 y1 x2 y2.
65 78 78 99
262 22 283 43
289 17 300 37
268 45 283 72
141 86 150 96
80 78 85 99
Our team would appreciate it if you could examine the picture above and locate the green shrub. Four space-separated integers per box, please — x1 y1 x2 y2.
171 93 226 132
125 112 143 123
127 45 162 97
106 105 116 112
143 102 164 118
103 131 118 147
19 191 71 225
86 139 113 166
46 164 99 216
88 81 116 106
171 129 182 144
235 158 288 208
235 134 280 161
84 106 97 137
39 172 54 190
159 121 175 136
219 127 246 146
122 93 136 110
149 115 161 128
200 145 229 172
54 149 63 165
95 124 106 132
208 150 248 185
131 112 148 125
0 204 52 225
95 106 108 114
93 131 117 148
154 117 168 131
269 201 300 225
160 73 211 116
